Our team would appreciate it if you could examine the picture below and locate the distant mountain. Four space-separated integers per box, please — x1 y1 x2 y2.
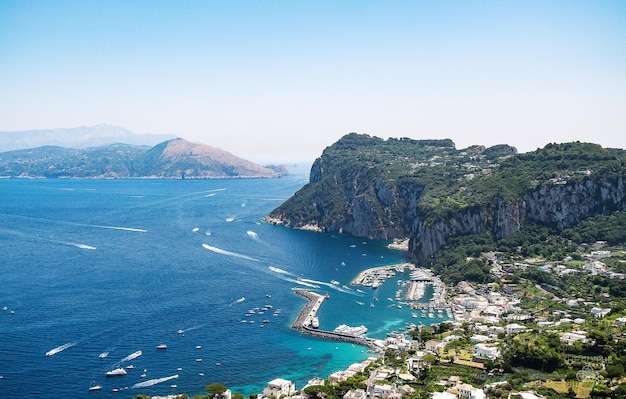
138 138 288 178
0 138 288 179
0 124 177 152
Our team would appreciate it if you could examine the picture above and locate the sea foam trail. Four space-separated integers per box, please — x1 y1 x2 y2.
179 324 206 333
132 374 178 389
93 225 148 233
202 244 259 262
71 243 96 250
45 342 76 356
121 350 142 363
299 278 362 296
268 266 294 276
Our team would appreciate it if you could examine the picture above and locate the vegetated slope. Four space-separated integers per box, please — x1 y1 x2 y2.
0 138 287 179
266 133 626 265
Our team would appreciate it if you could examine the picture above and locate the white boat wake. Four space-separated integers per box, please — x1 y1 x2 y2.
178 324 206 334
268 266 293 275
71 243 96 250
132 374 178 389
121 350 142 363
202 244 259 262
46 342 76 356
94 225 148 233
299 278 362 296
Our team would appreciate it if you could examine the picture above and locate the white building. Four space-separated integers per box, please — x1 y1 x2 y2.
328 370 355 384
560 332 587 346
263 378 295 398
470 334 491 343
457 383 486 399
343 389 367 399
614 317 626 326
473 343 500 360
590 307 611 318
425 339 444 352
506 323 526 335
590 250 611 259
372 384 394 398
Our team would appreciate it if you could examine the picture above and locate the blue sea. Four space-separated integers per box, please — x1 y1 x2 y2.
0 168 447 398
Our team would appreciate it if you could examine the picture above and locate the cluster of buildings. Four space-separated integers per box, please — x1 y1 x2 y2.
254 355 416 399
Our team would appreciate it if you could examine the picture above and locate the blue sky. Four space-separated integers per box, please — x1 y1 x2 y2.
1 1 625 162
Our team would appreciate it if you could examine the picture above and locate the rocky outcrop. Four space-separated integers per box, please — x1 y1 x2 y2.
267 134 626 265
410 177 626 264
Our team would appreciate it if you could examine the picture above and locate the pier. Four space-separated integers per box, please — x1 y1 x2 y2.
291 290 379 350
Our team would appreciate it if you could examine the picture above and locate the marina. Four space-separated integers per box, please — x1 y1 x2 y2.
291 290 378 350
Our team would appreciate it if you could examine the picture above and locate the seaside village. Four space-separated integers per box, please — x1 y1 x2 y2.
152 241 626 399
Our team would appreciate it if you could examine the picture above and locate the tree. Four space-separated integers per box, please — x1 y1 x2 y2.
206 383 228 398
422 353 437 365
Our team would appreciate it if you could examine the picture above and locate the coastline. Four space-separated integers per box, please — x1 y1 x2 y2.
350 263 414 288
291 290 378 350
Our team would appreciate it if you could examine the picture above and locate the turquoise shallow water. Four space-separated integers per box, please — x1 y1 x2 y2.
0 172 448 398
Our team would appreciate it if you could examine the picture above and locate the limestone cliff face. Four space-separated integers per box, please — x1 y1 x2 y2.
267 134 626 265
273 170 625 265
410 177 626 264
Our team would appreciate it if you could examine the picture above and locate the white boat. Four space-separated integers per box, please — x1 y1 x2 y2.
311 317 319 328
333 324 368 336
125 365 134 370
98 351 109 359
106 368 128 377
196 358 202 362
88 384 102 391
157 344 167 350
177 329 184 334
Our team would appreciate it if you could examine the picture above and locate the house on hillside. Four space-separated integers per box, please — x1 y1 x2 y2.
262 378 295 398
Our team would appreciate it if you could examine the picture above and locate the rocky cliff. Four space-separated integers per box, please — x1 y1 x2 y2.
411 177 626 264
267 134 626 265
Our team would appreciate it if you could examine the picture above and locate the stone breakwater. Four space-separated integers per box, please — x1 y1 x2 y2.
291 290 378 350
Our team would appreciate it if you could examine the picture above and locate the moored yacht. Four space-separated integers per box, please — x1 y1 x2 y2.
106 368 127 377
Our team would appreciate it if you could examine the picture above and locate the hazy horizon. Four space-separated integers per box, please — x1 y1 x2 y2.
1 1 625 163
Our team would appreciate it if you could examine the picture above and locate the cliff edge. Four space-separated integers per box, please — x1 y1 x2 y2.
266 133 626 265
